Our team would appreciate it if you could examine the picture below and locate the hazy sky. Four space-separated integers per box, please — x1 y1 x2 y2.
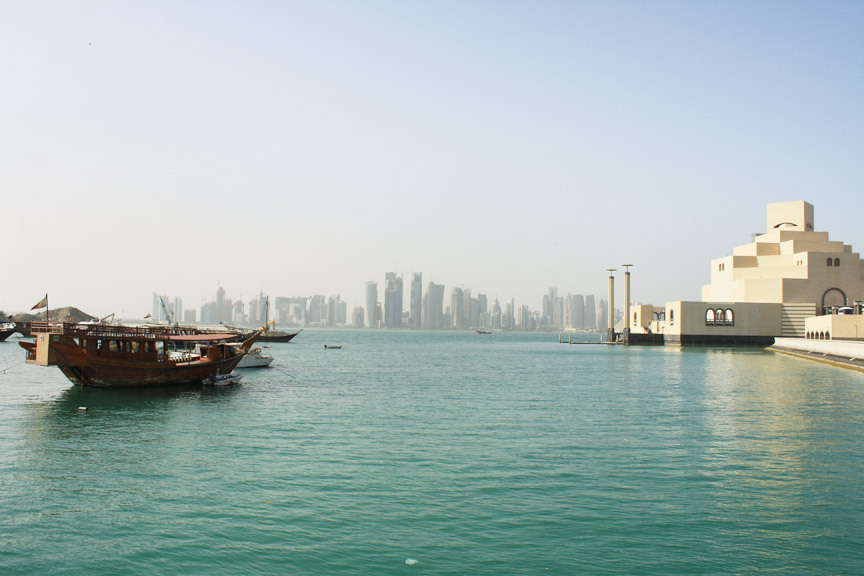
2 1 862 318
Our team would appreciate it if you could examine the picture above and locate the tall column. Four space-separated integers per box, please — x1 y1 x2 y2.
622 264 633 345
606 269 616 342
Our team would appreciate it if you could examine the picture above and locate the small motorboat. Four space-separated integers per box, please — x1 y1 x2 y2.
202 372 243 386
324 345 342 349
236 347 274 368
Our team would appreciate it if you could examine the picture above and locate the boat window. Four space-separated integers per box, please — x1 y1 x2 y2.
109 340 120 352
129 341 140 353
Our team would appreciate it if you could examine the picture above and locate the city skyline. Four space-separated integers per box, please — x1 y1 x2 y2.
142 274 612 331
2 2 862 317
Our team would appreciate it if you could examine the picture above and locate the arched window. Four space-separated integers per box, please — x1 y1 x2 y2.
633 312 637 326
670 309 674 324
834 258 840 266
705 309 715 325
827 258 833 266
724 309 734 325
826 331 830 340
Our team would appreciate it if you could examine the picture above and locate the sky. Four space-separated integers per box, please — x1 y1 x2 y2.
1 0 862 318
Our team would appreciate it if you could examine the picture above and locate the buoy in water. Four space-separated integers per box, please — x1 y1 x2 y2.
405 558 418 566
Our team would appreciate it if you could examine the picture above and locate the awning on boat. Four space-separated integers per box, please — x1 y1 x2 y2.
166 333 237 342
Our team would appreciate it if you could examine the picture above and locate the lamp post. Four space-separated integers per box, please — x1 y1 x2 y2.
622 264 633 345
607 268 616 343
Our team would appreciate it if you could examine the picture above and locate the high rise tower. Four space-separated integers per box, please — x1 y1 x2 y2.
365 281 378 328
410 273 422 329
585 295 596 330
384 273 403 328
572 294 585 329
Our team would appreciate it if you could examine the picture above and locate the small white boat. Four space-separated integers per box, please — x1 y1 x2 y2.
202 372 243 386
236 347 274 368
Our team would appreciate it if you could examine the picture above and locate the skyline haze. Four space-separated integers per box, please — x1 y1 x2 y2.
2 1 862 318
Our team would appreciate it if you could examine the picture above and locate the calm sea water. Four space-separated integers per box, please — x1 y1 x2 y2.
1 330 862 575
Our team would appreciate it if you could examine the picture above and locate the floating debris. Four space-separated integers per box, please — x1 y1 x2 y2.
405 558 418 566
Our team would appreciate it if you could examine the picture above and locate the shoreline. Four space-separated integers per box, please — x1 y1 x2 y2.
768 337 864 373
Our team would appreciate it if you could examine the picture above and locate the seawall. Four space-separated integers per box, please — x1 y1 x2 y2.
768 337 864 372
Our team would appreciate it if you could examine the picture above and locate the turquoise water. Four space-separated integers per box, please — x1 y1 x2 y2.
1 330 862 575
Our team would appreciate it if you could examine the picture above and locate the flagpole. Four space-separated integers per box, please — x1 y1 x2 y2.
45 294 49 324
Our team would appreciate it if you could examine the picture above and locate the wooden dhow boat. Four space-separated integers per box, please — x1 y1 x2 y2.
21 321 259 388
254 297 302 343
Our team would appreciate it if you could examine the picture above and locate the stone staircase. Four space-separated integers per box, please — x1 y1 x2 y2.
781 303 817 337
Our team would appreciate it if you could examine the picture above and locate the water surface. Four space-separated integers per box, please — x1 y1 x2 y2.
1 330 862 574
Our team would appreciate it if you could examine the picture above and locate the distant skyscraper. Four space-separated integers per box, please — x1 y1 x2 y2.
572 294 585 329
597 298 608 333
410 273 422 329
337 301 347 325
422 282 445 329
585 295 596 330
173 297 183 325
152 293 170 322
365 281 378 328
309 295 325 325
248 298 259 326
504 298 515 330
451 287 472 329
519 305 531 330
327 295 340 327
475 293 488 329
216 286 225 323
491 298 502 330
384 272 403 328
546 286 559 327
352 306 364 328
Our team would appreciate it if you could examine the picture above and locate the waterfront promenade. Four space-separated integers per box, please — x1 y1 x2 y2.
770 338 864 372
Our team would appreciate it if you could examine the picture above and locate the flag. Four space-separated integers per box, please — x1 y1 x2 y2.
144 313 152 319
31 295 48 310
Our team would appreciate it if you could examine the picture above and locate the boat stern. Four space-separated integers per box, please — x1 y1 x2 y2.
23 332 85 367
